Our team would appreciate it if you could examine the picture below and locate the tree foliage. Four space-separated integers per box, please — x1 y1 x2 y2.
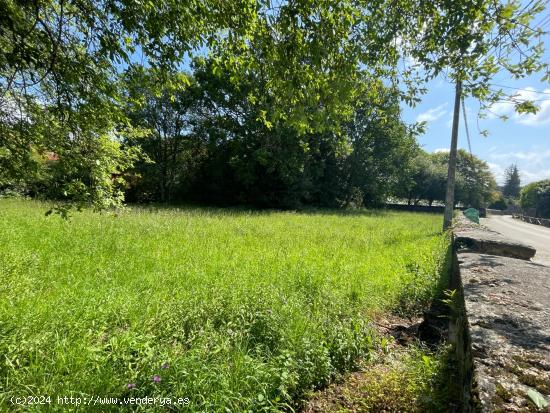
1 0 547 209
396 149 497 208
502 164 521 198
488 193 508 211
121 64 417 208
520 179 550 218
122 67 198 202
0 0 256 209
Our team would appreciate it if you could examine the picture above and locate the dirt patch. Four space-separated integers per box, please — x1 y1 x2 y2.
302 314 455 413
302 349 411 413
372 314 423 346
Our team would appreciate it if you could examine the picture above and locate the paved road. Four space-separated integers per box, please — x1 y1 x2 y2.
481 215 550 266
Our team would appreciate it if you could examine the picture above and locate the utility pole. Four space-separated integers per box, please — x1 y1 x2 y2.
443 80 462 230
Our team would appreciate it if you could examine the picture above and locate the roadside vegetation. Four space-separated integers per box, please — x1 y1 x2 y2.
489 165 550 219
396 149 497 208
304 342 455 413
0 200 449 411
520 179 550 218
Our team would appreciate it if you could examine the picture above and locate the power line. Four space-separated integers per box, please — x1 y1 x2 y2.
535 7 550 28
474 3 549 77
497 95 550 101
518 0 539 16
533 0 550 26
538 14 550 28
489 83 550 95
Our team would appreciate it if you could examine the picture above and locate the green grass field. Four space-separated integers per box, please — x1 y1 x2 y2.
0 200 450 411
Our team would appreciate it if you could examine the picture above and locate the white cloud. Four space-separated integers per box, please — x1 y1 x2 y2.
487 162 506 184
488 149 550 185
520 169 550 183
486 100 514 120
518 101 550 126
416 103 448 123
489 149 550 166
488 87 550 126
433 148 449 153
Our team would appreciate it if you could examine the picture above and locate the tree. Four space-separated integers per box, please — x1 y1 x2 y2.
0 0 260 210
502 164 521 198
537 186 550 218
118 57 417 208
489 193 508 211
402 1 548 229
336 89 419 207
159 60 418 208
520 179 550 218
397 150 497 209
435 150 497 209
394 151 447 206
186 59 315 207
1 0 547 212
122 67 200 203
0 93 142 212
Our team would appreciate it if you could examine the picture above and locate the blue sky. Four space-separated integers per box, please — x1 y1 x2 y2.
401 33 550 185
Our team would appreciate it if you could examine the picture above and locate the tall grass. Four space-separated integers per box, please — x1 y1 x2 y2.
0 200 449 411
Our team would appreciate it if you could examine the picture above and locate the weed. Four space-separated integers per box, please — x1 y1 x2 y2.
0 200 449 411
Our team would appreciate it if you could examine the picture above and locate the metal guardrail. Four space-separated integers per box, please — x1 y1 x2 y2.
512 214 550 228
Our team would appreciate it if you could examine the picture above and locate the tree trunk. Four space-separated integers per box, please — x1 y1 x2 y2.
443 80 462 230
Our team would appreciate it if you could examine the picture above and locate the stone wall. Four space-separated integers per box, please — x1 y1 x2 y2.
514 215 550 228
384 204 467 213
450 215 550 412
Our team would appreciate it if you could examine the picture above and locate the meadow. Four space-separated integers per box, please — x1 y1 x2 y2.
0 200 450 411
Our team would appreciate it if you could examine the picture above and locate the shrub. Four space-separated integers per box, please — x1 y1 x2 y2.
520 179 550 218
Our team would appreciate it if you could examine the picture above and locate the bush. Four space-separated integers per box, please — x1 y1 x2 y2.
489 194 507 210
520 179 550 218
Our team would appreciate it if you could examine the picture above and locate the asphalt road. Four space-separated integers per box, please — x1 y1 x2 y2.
481 215 550 266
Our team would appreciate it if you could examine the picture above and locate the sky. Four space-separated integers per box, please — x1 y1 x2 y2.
402 28 550 186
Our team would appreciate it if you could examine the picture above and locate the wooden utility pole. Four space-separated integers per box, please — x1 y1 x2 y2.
443 80 462 230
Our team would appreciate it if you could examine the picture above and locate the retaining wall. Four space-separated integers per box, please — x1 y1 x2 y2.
450 215 550 412
385 204 467 213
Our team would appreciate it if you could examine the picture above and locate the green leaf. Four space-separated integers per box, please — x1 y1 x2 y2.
422 355 431 368
515 101 538 114
527 388 548 409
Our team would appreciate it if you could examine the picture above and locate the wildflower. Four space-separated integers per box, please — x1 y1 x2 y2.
127 383 136 389
152 375 161 382
161 362 169 369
